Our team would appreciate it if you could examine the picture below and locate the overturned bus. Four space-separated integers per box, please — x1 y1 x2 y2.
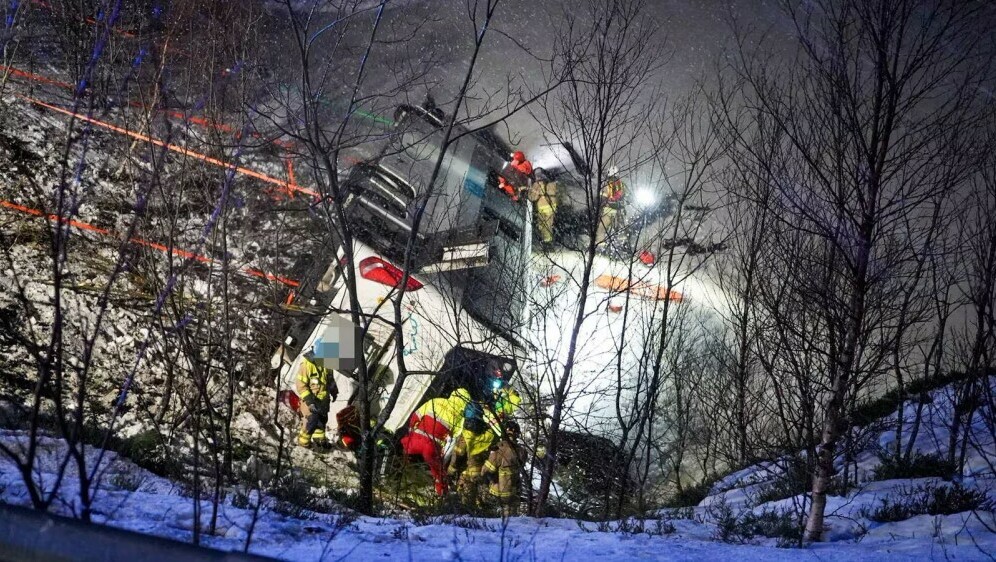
271 102 533 438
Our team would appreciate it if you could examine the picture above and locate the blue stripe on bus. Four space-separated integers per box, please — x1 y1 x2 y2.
464 169 486 198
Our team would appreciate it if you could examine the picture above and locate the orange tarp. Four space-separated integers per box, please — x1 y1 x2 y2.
594 274 683 302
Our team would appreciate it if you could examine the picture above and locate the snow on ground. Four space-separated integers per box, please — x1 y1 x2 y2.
1 32 994 562
526 249 725 437
688 377 996 559
1 423 993 560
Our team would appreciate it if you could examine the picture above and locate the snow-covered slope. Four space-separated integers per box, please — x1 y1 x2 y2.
2 378 993 560
689 377 996 555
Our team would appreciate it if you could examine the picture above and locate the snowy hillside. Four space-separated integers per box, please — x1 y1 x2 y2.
691 377 996 554
3 0 996 559
2 378 992 560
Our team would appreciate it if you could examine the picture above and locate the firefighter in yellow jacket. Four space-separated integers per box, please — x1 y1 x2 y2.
529 168 558 251
481 419 524 515
596 165 625 248
448 382 522 502
401 388 474 495
446 401 495 500
296 349 339 448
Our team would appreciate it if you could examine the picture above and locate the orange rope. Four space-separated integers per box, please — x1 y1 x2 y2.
84 16 136 38
0 64 74 89
0 199 300 288
19 94 319 198
2 63 297 151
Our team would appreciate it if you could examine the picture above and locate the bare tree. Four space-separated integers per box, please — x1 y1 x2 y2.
709 100 786 466
527 0 671 516
0 1 292 542
949 114 996 475
723 0 991 540
0 0 161 520
602 93 725 515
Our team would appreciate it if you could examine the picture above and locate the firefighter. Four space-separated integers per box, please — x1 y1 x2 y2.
596 165 625 249
529 168 558 251
490 374 522 416
481 419 524 516
446 401 496 502
296 350 339 448
499 151 534 201
400 388 473 495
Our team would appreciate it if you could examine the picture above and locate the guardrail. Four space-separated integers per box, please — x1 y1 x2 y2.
0 503 277 562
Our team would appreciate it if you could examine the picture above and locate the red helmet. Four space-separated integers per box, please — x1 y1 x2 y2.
512 151 525 162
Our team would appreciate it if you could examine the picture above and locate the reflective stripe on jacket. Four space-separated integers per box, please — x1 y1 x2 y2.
602 177 625 209
413 388 472 437
483 440 522 499
296 358 334 401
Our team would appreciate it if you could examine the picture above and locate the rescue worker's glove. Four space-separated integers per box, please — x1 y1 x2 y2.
303 394 318 409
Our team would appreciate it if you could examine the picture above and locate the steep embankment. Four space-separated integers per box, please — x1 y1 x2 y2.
688 375 996 552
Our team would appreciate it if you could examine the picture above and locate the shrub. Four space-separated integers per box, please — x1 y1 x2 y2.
109 471 143 492
872 451 955 481
863 483 992 523
754 458 809 505
708 496 803 546
666 506 695 520
550 431 637 518
229 439 255 464
270 475 322 519
663 474 721 508
231 489 252 509
118 429 184 480
708 497 742 543
391 524 410 541
851 370 972 427
739 509 804 547
408 505 455 527
328 506 359 538
451 517 497 532
587 515 676 536
551 458 633 518
753 456 848 505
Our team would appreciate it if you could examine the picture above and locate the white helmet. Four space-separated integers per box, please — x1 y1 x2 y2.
607 165 619 176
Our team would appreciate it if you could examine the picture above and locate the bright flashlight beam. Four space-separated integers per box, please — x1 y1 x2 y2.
635 188 656 208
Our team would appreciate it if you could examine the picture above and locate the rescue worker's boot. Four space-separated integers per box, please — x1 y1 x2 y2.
297 431 312 448
311 428 330 449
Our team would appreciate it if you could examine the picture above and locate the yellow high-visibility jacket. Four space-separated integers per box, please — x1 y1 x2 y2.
296 358 335 401
602 177 625 209
414 388 472 435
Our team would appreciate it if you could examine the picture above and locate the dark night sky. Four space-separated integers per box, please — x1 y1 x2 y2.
410 0 797 155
